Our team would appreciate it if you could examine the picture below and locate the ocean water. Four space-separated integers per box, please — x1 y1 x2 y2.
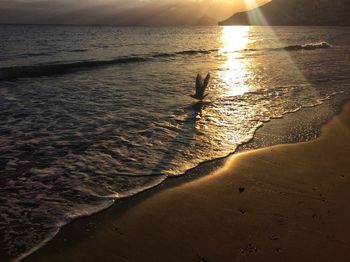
0 25 350 260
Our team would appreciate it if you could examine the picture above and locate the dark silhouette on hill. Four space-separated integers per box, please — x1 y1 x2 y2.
219 0 350 26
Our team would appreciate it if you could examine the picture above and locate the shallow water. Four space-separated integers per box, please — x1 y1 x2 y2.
0 25 350 260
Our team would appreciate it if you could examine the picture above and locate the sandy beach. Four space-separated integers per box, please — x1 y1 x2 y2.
26 100 350 262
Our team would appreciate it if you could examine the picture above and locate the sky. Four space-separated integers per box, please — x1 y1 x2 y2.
0 0 269 26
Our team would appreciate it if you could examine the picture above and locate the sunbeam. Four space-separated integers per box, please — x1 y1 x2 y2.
241 0 317 94
243 0 271 26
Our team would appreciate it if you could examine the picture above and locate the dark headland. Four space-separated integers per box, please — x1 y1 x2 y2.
219 0 350 26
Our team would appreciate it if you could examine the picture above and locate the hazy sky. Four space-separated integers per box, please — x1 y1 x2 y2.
0 0 269 26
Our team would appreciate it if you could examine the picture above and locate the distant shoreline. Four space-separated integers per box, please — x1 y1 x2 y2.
1 24 350 27
0 23 218 27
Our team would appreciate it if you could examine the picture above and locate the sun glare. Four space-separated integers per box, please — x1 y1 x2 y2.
218 26 251 96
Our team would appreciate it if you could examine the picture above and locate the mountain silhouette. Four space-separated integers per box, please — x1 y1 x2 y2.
219 0 350 26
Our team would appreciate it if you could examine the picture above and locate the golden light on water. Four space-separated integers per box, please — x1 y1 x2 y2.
218 26 251 96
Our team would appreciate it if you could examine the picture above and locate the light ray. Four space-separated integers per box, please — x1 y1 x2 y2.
242 0 311 86
243 0 270 26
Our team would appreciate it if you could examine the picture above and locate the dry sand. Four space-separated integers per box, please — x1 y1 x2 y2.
28 101 350 262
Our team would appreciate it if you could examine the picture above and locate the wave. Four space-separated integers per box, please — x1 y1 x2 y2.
20 52 54 57
64 49 88 53
243 42 332 52
152 49 215 58
0 49 217 81
176 49 218 55
0 56 149 81
279 42 332 51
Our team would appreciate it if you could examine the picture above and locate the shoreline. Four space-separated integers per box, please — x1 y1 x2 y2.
25 97 350 262
1 95 345 261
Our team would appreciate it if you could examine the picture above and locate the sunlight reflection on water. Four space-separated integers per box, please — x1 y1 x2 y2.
218 26 251 96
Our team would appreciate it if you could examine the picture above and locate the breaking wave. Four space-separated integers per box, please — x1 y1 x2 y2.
243 42 332 52
0 57 149 81
0 49 218 81
278 42 332 51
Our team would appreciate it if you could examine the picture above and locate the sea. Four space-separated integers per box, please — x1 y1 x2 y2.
0 25 350 260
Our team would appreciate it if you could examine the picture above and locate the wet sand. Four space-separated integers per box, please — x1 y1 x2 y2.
27 101 350 262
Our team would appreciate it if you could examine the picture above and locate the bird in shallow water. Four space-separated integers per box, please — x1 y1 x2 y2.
191 73 210 100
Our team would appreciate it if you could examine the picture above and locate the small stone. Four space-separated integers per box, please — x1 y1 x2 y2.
114 227 124 235
239 209 246 214
241 243 258 253
269 234 279 240
239 187 245 193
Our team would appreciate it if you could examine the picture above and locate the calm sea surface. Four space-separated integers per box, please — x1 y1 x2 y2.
0 25 350 260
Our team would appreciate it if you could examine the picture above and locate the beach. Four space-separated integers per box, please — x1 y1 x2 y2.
26 100 350 262
1 25 350 261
